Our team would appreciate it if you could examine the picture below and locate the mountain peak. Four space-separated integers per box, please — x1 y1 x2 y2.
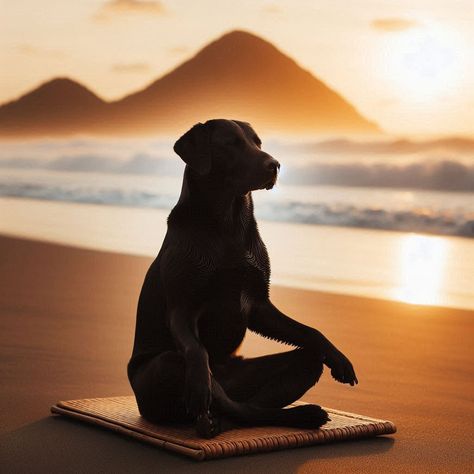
210 29 274 47
116 29 380 134
41 77 85 88
191 29 283 64
21 77 105 104
0 77 106 136
0 30 380 136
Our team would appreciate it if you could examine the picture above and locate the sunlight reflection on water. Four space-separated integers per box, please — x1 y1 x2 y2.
393 234 448 306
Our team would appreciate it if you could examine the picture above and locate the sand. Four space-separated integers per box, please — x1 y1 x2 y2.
0 235 473 473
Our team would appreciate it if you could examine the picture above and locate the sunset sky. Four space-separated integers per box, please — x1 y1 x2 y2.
1 0 473 136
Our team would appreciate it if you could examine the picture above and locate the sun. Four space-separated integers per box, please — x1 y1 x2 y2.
379 23 464 102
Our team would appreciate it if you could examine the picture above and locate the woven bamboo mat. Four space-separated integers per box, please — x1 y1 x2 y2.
51 396 396 460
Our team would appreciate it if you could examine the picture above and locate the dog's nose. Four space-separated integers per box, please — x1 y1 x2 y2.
266 158 280 174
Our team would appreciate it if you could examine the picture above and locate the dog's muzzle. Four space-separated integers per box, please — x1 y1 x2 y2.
265 158 280 190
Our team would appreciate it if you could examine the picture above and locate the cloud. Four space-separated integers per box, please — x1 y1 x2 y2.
95 0 165 20
15 43 65 58
371 18 418 32
261 4 282 15
168 46 190 56
111 62 151 74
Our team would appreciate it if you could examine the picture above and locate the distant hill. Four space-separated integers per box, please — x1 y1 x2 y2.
0 30 380 137
0 78 108 136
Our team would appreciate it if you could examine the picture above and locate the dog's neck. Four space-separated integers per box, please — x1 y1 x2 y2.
176 166 253 232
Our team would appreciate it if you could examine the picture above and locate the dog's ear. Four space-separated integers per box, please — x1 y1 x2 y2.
173 122 212 175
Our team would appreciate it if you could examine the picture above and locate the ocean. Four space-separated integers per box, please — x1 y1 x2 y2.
0 136 473 237
0 136 473 310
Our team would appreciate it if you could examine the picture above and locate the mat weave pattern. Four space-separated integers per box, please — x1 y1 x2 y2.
51 396 396 460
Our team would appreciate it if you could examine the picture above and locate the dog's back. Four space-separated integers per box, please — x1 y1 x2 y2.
127 245 171 377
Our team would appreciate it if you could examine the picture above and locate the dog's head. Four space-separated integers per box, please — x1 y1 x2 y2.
173 119 280 193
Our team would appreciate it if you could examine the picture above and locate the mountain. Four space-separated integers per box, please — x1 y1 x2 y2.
0 78 108 136
0 30 380 137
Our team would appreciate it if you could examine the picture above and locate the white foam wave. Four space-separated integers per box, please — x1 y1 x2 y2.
0 180 472 237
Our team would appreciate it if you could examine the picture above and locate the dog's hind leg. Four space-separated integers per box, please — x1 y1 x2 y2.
201 349 328 436
247 348 324 408
129 351 190 424
214 348 324 408
129 350 327 439
209 376 329 433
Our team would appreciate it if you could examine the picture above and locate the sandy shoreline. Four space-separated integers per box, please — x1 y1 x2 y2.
1 235 473 473
2 196 473 311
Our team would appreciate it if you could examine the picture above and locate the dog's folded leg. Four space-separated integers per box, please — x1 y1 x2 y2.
209 377 329 431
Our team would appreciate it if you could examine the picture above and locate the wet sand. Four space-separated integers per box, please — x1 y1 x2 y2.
0 235 472 473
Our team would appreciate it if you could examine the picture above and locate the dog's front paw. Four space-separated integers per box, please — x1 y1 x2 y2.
325 348 358 386
184 377 211 417
196 410 221 438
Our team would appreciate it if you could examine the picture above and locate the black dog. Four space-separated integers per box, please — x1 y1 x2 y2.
128 119 357 437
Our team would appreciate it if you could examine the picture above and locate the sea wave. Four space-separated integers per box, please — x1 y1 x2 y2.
2 153 474 192
284 159 474 191
255 200 474 238
1 180 472 237
1 136 473 237
289 136 474 155
2 142 474 191
0 153 182 176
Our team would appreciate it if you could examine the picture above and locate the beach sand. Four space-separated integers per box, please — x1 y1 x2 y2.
0 235 472 473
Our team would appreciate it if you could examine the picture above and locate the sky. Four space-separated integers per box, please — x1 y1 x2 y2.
1 0 473 136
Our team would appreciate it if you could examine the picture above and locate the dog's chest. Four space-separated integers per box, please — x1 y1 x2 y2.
197 266 244 357
198 257 264 360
